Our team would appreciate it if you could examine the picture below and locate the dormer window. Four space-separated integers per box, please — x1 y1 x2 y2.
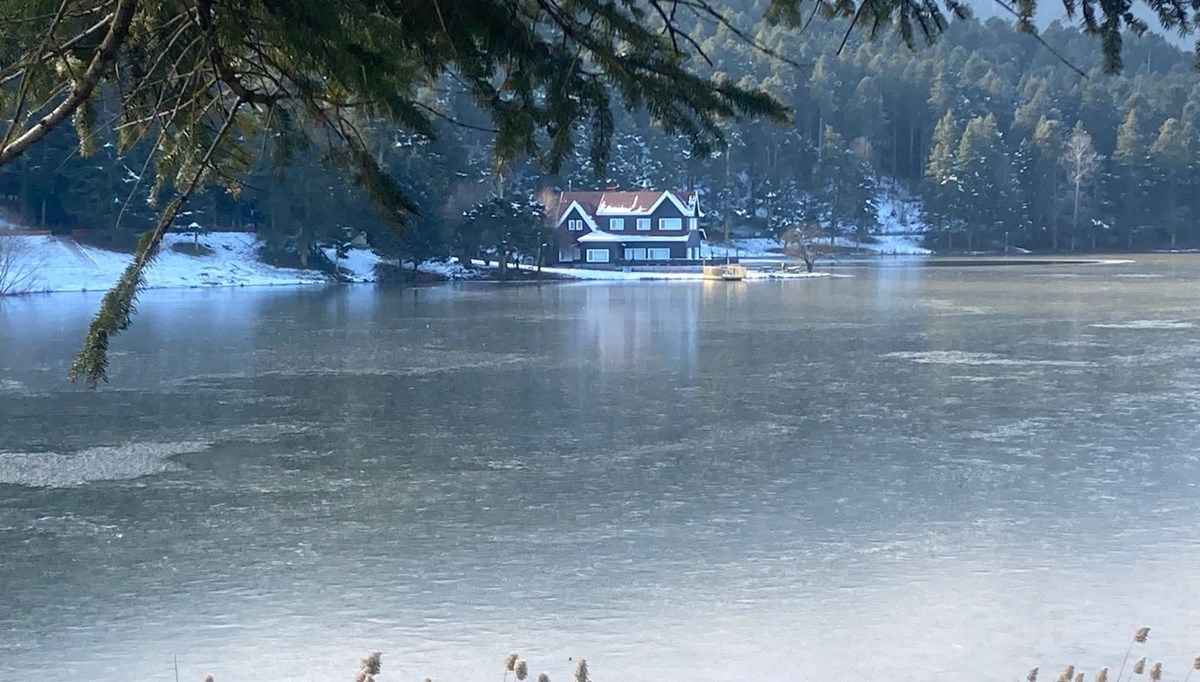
659 218 682 230
568 219 583 231
636 218 651 231
610 218 624 231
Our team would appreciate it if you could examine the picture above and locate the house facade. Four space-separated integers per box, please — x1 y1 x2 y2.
551 189 705 266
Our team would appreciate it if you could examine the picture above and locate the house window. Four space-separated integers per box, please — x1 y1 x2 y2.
688 218 698 231
610 218 624 231
648 247 671 260
636 218 651 231
659 218 682 230
624 248 647 261
568 219 583 231
559 247 576 262
586 248 610 263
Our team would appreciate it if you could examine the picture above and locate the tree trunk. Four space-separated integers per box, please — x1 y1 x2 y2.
722 143 731 247
1049 173 1060 251
1071 177 1081 253
891 119 901 176
909 125 919 178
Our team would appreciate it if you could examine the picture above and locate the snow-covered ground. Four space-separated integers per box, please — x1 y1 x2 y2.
703 186 931 257
417 259 484 280
320 245 383 283
830 234 932 255
702 238 783 258
874 190 926 235
5 232 329 295
703 233 930 258
0 231 830 297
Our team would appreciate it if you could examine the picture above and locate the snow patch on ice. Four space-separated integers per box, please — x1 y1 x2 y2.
884 351 1095 367
1090 320 1195 330
968 418 1047 443
0 441 210 487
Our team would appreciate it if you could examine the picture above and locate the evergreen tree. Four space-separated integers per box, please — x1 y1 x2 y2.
955 114 1017 251
924 110 962 249
848 143 880 247
1031 117 1066 249
814 125 854 241
459 195 546 279
1112 108 1150 249
1148 117 1194 247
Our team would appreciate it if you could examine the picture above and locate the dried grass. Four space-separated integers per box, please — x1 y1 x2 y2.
353 651 382 682
574 658 589 682
1026 626 1200 682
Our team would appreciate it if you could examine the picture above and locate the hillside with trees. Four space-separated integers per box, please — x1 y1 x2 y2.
3 0 1200 266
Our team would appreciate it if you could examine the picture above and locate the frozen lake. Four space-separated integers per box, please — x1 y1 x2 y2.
2 256 1200 682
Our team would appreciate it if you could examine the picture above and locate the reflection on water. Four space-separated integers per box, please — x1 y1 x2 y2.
2 257 1200 682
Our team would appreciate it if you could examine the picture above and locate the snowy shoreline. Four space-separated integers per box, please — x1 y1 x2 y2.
3 232 330 295
3 230 1146 299
1 231 843 296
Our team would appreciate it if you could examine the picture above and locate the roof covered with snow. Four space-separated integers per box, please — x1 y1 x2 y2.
556 190 698 223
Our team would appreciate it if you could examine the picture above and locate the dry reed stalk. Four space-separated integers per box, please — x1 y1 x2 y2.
1059 665 1078 682
515 658 529 681
538 674 550 682
1148 663 1161 682
1097 667 1109 682
203 677 214 682
1117 628 1152 682
1076 673 1085 682
1133 657 1147 676
1186 655 1200 682
574 658 589 682
354 651 382 682
1028 667 1040 682
504 652 520 682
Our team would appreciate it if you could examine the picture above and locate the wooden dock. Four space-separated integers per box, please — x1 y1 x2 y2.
702 264 747 281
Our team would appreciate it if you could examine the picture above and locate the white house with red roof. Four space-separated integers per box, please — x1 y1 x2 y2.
550 189 705 265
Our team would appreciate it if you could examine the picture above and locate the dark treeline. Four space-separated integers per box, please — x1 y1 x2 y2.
2 0 1200 261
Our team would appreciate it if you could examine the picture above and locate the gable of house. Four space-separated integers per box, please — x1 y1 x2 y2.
556 190 700 226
